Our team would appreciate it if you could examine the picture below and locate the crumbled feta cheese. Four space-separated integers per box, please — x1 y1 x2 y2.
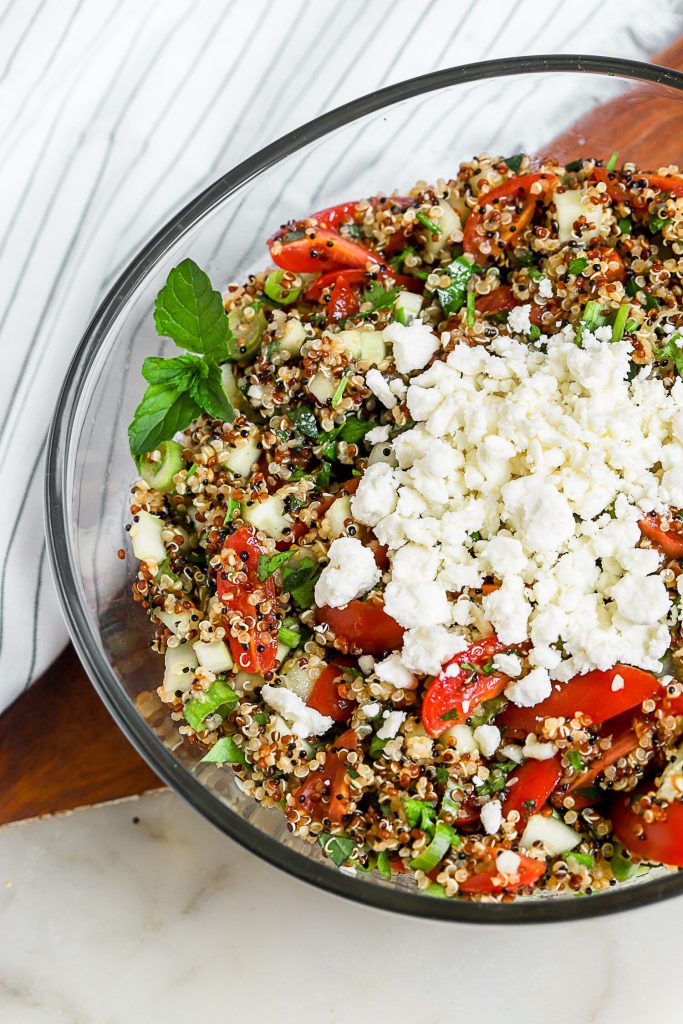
492 652 522 677
500 743 524 764
376 709 407 739
480 799 503 835
383 580 451 629
611 673 625 692
365 368 397 409
261 685 333 738
351 462 398 527
473 724 501 758
374 653 417 690
611 573 670 625
522 739 557 760
314 537 380 608
362 701 381 718
358 655 375 675
400 625 468 675
537 276 553 300
505 667 552 708
365 424 391 445
507 304 533 334
384 318 439 374
496 850 521 877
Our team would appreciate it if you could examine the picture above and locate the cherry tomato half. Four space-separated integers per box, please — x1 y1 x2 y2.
269 228 381 274
593 166 683 209
307 664 356 723
459 851 546 894
639 514 683 560
463 173 558 260
216 527 279 674
327 274 360 322
611 787 683 867
502 755 563 822
291 728 358 822
316 600 404 656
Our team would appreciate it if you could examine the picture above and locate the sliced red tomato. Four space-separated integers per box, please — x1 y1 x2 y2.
476 285 519 314
309 200 360 231
269 228 382 273
497 665 661 737
502 755 563 822
216 527 279 674
328 274 359 321
463 173 559 259
459 851 546 894
589 245 626 283
316 600 404 656
305 268 369 301
611 786 683 867
291 728 358 822
421 635 521 737
564 713 642 808
307 664 356 723
638 514 683 559
593 166 683 209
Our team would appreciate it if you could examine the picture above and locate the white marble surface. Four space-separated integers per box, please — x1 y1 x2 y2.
0 791 681 1023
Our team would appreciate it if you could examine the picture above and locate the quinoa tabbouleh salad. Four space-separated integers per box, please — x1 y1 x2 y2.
126 153 683 901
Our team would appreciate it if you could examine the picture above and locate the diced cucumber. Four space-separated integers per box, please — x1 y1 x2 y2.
129 510 166 564
308 370 337 405
193 639 233 674
520 813 581 856
279 318 307 356
425 201 461 255
228 303 268 364
439 723 479 754
222 432 261 478
241 492 293 540
232 669 263 694
161 644 198 699
554 187 605 244
394 291 423 326
368 444 397 467
276 640 291 662
656 743 683 802
322 494 352 539
155 608 193 638
338 329 386 366
220 363 253 418
280 658 316 701
138 441 184 493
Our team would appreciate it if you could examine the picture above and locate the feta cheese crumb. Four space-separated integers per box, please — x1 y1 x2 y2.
314 537 380 608
473 724 501 758
522 739 557 760
537 276 553 300
351 462 398 527
376 709 407 739
365 424 391 445
611 673 625 692
384 318 439 374
383 580 451 629
358 655 375 675
507 304 533 334
374 653 417 690
505 667 552 708
480 799 503 835
492 652 522 678
260 685 333 738
362 701 380 718
496 850 521 877
365 368 397 408
500 743 524 763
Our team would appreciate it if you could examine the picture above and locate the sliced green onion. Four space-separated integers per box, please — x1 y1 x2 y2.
199 734 249 767
416 210 442 235
605 151 619 171
528 267 543 282
278 624 301 648
565 750 585 772
138 440 184 493
410 820 459 873
527 324 542 342
186 462 198 481
331 375 348 408
564 850 594 868
625 318 639 335
184 679 238 732
610 843 639 882
224 496 240 524
575 299 606 345
466 289 475 328
264 270 302 305
376 850 392 880
611 303 630 342
568 256 588 276
424 881 448 898
649 213 670 234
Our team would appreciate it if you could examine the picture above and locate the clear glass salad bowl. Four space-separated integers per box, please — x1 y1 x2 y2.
46 55 683 922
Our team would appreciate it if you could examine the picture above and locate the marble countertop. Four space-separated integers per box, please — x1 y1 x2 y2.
1 790 681 1023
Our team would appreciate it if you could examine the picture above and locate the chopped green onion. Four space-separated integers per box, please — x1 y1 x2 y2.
257 548 295 581
610 843 639 882
649 213 670 234
568 256 589 276
565 750 586 772
185 462 198 480
224 496 240 524
466 289 475 328
605 151 619 171
253 712 269 725
527 324 542 342
331 375 348 408
424 881 448 898
278 624 301 648
404 798 437 834
376 850 392 880
184 679 238 732
318 832 355 867
264 270 302 305
618 216 632 235
409 820 459 872
611 303 630 342
575 299 606 345
528 267 543 282
199 734 249 767
416 210 442 235
138 440 184 493
563 850 594 868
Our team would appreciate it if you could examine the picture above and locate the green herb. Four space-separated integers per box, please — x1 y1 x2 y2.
656 335 683 376
282 228 306 243
290 404 319 439
369 735 387 759
565 159 584 172
569 256 589 275
527 324 542 342
565 750 586 772
376 850 391 880
649 213 670 234
253 712 269 725
389 246 416 270
224 496 240 524
528 267 543 282
564 850 594 868
435 256 475 317
435 766 450 786
605 150 619 171
318 832 355 867
644 292 660 310
409 821 459 873
575 299 607 345
153 258 235 362
468 694 507 728
128 385 202 460
610 842 639 882
440 780 461 818
282 558 320 608
469 531 482 543
184 679 238 732
360 280 400 314
263 270 301 305
439 707 463 723
573 784 603 803
278 624 302 648
618 216 632 235
515 251 538 267
466 288 475 328
404 798 437 835
611 303 630 342
416 210 442 235
186 462 197 480
504 153 525 173
338 416 372 444
331 375 348 407
257 548 295 581
477 759 517 797
199 734 249 767
316 462 332 490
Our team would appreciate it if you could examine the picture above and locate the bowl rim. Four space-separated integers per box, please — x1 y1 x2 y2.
45 53 683 923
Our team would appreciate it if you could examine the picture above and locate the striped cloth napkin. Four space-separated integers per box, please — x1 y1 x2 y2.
1 0 681 714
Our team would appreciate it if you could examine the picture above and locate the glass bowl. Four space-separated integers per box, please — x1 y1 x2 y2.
46 54 683 923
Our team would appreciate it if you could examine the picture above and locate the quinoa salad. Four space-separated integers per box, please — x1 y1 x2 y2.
126 153 683 901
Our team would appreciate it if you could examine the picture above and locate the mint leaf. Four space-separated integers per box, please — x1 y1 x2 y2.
359 280 399 314
128 384 200 458
282 557 320 608
338 416 372 444
290 404 319 439
257 548 295 581
190 360 234 422
657 336 683 376
154 258 234 361
199 735 249 767
318 832 355 867
141 353 200 389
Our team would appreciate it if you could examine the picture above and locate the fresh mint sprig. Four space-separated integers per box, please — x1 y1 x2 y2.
128 259 237 458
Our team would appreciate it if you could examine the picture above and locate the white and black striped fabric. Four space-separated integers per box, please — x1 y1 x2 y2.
1 0 681 713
